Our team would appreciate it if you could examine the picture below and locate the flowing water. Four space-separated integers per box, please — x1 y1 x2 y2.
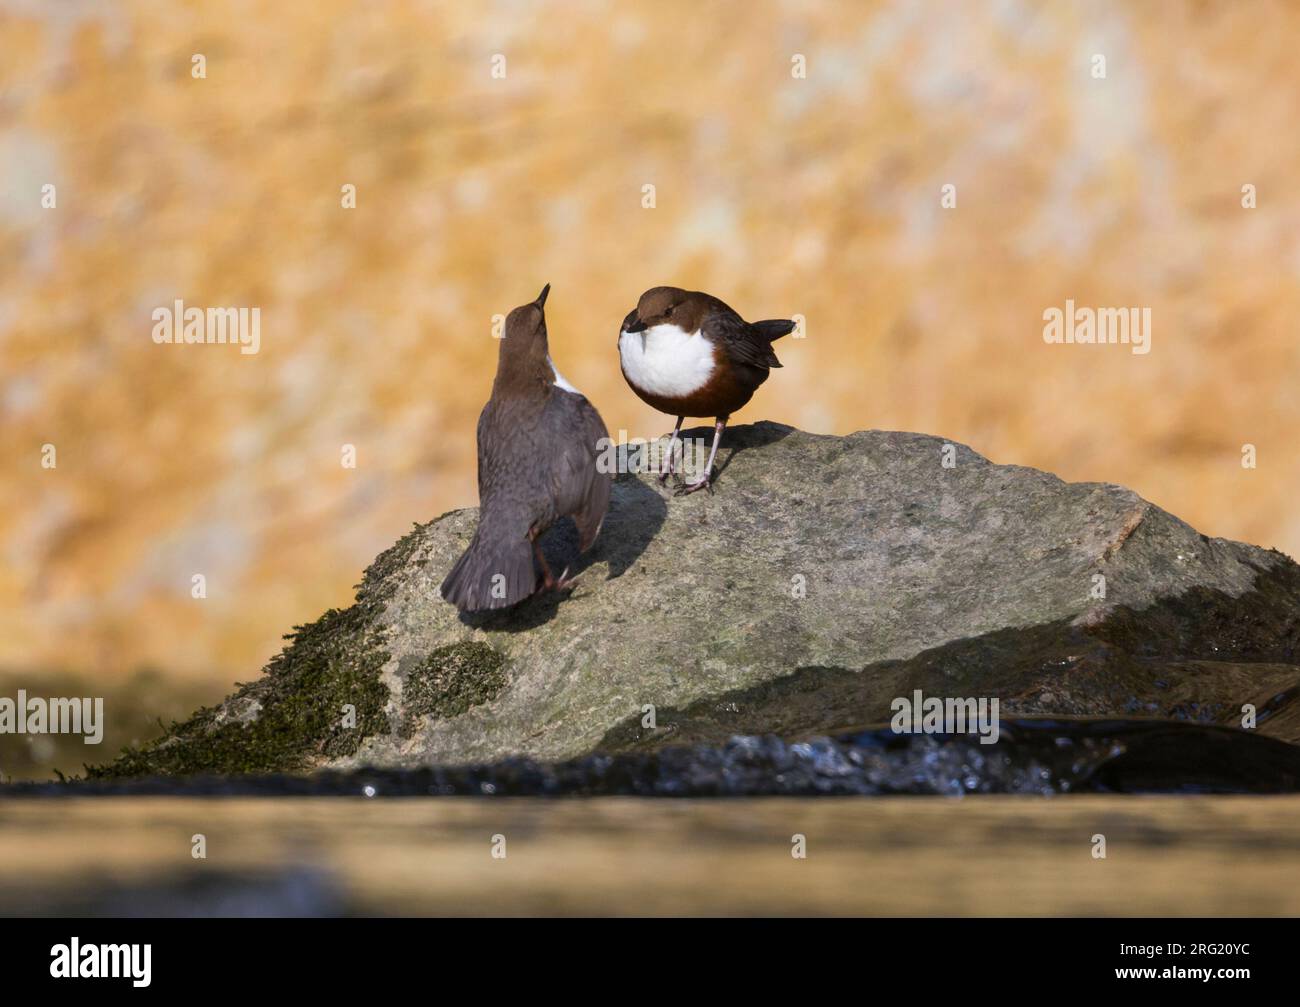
4 718 1300 915
2 795 1298 916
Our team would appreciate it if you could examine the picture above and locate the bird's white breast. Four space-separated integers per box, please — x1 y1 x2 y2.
547 355 582 395
618 324 715 398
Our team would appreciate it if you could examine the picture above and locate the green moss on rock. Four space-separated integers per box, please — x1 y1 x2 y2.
401 642 509 734
89 520 438 778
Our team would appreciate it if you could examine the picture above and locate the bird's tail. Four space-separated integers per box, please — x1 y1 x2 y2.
752 318 797 342
440 529 538 612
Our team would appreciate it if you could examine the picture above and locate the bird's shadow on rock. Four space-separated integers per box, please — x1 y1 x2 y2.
597 473 669 579
688 420 794 486
456 474 668 633
459 580 567 633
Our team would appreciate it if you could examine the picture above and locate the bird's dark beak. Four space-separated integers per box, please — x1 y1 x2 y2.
535 284 550 309
622 309 647 333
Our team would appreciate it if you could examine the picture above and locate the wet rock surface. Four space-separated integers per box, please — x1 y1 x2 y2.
22 719 1300 796
85 422 1300 782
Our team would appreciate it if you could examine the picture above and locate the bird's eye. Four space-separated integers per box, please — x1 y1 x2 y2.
665 305 674 316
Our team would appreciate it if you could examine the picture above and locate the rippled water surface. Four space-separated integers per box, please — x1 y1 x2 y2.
6 718 1296 915
2 796 1298 916
22 717 1300 797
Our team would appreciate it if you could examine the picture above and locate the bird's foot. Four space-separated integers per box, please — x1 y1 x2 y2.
657 445 680 485
675 473 713 496
542 566 580 593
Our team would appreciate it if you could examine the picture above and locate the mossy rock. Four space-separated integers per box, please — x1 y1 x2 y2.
85 425 1300 777
87 519 436 778
400 642 509 735
89 607 390 777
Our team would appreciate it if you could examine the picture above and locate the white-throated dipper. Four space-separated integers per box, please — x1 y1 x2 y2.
618 286 795 494
441 284 611 612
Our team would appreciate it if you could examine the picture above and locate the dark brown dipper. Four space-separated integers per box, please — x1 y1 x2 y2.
618 286 795 493
441 285 611 611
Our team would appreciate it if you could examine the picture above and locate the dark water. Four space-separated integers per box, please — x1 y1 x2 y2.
5 718 1300 916
5 795 1300 916
8 717 1299 797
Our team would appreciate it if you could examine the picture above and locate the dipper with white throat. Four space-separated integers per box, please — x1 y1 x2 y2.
441 284 611 612
618 286 795 493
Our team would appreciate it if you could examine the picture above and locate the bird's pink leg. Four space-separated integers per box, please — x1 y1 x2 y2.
658 415 685 485
677 417 726 496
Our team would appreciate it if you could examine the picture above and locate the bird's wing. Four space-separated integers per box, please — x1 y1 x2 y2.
475 397 550 534
703 309 783 370
546 390 612 551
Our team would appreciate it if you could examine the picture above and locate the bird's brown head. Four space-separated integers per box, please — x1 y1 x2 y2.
621 285 713 336
496 284 553 393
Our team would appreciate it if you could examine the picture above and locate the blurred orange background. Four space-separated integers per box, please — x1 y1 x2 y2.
2 0 1297 711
